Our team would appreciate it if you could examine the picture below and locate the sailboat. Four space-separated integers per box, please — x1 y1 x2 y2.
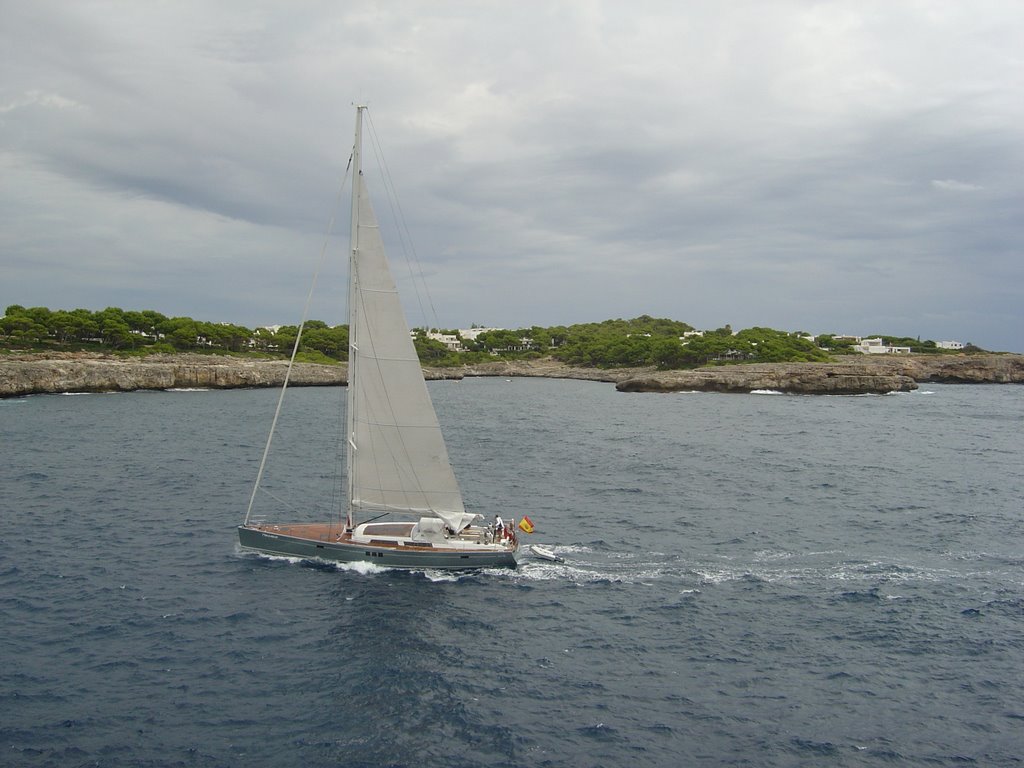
238 106 520 569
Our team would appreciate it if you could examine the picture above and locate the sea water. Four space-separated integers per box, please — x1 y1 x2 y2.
1 379 1022 767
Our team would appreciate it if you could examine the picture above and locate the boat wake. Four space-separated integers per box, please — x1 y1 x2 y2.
239 541 1009 593
239 548 393 575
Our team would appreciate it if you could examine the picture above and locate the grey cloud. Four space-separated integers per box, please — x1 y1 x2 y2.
2 1 1022 351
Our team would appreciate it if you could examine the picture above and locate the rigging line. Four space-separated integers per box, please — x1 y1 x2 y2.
244 152 353 525
257 486 299 516
364 109 442 332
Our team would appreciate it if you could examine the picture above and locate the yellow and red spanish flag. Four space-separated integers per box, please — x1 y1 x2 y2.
518 516 535 534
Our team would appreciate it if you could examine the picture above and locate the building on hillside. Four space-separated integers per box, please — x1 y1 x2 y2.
458 327 504 341
489 338 538 353
936 340 964 350
853 338 911 355
711 348 755 361
409 331 466 352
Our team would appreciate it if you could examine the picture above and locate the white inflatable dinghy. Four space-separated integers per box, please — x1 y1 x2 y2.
530 545 563 563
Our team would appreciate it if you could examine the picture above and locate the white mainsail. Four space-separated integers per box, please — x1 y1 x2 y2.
347 109 476 533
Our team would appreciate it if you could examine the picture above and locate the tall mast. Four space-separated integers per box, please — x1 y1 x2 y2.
345 105 366 530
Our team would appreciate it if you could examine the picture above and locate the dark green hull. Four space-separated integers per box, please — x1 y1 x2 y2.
237 526 518 570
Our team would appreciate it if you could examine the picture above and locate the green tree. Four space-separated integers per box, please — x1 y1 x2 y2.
300 324 347 359
158 317 201 350
0 306 36 337
68 309 100 343
96 307 134 348
273 325 299 355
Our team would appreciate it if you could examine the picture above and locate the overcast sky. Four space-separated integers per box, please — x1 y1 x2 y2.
2 1 1022 351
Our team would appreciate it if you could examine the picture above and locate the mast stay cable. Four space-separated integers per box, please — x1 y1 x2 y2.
244 153 353 525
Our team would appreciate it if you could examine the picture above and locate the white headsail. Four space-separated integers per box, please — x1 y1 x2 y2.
347 108 476 532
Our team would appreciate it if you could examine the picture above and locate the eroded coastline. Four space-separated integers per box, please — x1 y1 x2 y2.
1 352 1022 398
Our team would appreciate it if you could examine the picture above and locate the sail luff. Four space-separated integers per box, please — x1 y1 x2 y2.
345 106 365 530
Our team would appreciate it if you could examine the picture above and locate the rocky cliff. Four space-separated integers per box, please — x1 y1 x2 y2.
614 363 917 395
2 352 1021 398
440 355 1024 394
857 354 1024 384
0 353 344 397
613 355 1024 394
612 355 1024 394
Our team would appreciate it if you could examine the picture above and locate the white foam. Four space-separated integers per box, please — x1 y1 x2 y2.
239 548 392 574
331 560 391 575
246 551 306 565
753 549 795 561
555 544 593 554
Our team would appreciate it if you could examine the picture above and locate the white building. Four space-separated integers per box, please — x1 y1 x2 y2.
458 327 504 341
936 340 964 350
423 331 465 352
853 338 912 355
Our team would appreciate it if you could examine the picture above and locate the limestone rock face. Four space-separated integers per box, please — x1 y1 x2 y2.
0 353 344 397
450 359 633 383
612 355 1024 394
2 352 1021 397
614 364 917 395
894 355 1024 384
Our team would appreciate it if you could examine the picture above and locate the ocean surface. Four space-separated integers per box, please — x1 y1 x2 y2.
1 378 1022 767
